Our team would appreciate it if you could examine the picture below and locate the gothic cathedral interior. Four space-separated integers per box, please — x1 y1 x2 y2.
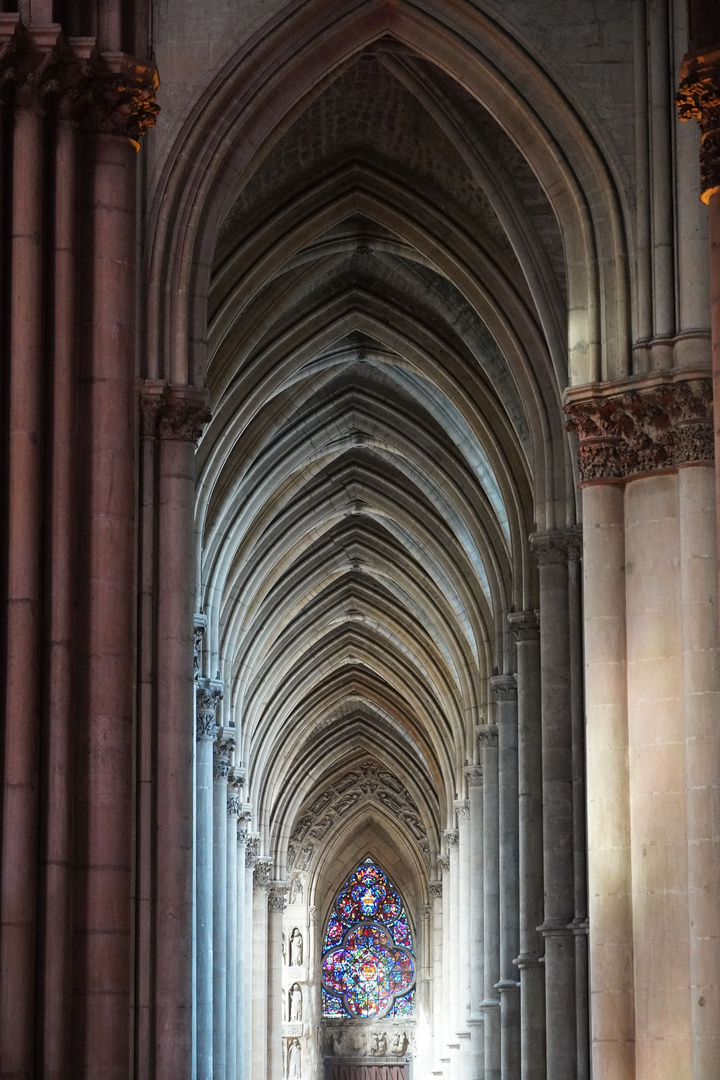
1 2 720 1080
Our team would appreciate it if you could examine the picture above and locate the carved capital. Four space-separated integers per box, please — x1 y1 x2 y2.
138 383 211 444
676 47 720 202
508 610 539 642
227 794 241 817
196 714 216 742
443 828 459 847
428 879 442 898
213 736 234 782
464 764 483 787
490 673 517 702
245 835 260 868
437 856 450 875
565 374 714 483
71 55 159 146
454 799 470 821
254 857 273 891
268 881 290 912
196 678 223 740
530 528 582 566
477 724 499 749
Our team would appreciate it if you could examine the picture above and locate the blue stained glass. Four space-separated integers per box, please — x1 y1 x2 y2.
321 859 415 1018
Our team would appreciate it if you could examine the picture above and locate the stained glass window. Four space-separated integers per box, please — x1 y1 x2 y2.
321 858 416 1018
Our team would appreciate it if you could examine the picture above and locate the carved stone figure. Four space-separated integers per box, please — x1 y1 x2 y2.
370 1031 387 1054
331 1031 344 1055
350 1029 367 1054
289 928 303 966
286 1038 301 1079
290 877 303 904
289 984 302 1021
389 1031 408 1056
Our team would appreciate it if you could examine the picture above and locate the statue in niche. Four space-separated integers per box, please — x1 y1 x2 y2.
282 932 287 965
289 928 303 966
388 1031 408 1056
370 1032 387 1055
290 877 303 904
287 1038 301 1079
289 983 302 1021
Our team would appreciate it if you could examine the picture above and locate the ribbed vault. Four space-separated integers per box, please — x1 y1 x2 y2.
194 30 579 884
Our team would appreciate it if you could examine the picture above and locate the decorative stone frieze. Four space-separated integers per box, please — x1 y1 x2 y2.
324 1022 413 1057
508 610 539 642
490 674 517 702
138 383 211 444
564 374 713 483
477 724 499 749
529 528 582 566
676 46 720 202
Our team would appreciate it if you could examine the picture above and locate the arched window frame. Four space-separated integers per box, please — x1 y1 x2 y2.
321 858 416 1019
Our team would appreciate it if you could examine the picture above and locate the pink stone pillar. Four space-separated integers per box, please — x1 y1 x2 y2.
0 85 45 1080
155 391 210 1080
41 108 79 1080
72 130 137 1080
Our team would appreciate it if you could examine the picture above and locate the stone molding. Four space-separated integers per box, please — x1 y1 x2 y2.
508 610 539 642
464 764 483 787
676 46 720 202
564 373 713 484
490 673 517 701
139 383 211 444
477 724 499 749
529 528 582 566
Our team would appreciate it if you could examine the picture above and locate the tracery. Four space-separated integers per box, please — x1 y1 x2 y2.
321 859 415 1019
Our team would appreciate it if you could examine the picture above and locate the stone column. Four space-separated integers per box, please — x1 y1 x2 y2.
530 530 580 1080
236 811 251 1080
479 724 500 1080
508 612 545 1080
465 765 484 1079
679 463 720 1075
455 801 471 1079
0 56 47 1080
438 854 452 1076
267 883 289 1080
676 42 720 606
153 391 211 1080
226 779 243 1080
430 879 444 1072
196 682 221 1080
445 828 461 1079
252 858 272 1080
244 838 259 1077
492 675 521 1080
213 734 234 1080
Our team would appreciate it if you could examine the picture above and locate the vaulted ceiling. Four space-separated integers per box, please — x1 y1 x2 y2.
195 40 572 894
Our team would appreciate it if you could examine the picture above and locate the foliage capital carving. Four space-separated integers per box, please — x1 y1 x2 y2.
138 383 211 444
477 723 499 749
676 47 720 202
508 610 539 642
490 673 517 701
530 528 582 566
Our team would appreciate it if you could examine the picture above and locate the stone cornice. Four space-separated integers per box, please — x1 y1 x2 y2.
564 371 713 484
676 46 720 203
